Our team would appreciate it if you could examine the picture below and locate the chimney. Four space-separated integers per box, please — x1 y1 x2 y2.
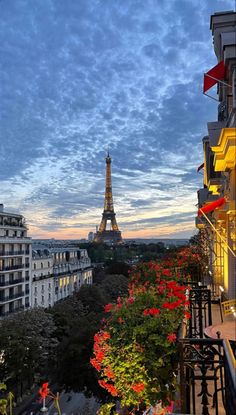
0 204 4 213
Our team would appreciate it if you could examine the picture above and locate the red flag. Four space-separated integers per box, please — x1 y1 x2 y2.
198 197 226 216
197 162 204 172
203 61 226 93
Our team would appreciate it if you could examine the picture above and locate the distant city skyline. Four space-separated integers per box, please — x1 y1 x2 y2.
0 0 233 239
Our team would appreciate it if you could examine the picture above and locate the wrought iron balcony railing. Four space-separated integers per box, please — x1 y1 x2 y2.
0 291 25 303
0 277 25 287
178 337 236 415
177 282 236 415
0 250 28 256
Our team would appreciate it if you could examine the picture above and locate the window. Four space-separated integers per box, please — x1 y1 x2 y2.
41 295 44 304
41 262 43 269
34 263 36 270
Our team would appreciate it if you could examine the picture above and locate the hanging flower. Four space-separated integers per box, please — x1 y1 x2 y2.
185 311 191 319
91 249 202 413
131 383 145 393
104 303 113 313
167 333 177 343
143 308 160 316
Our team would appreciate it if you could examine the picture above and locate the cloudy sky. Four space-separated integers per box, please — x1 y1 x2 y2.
0 0 234 240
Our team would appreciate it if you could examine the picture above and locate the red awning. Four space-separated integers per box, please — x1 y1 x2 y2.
198 197 226 216
203 61 226 93
197 162 204 172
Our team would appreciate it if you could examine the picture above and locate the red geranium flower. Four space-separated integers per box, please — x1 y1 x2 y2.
185 311 191 319
149 308 160 316
162 269 172 277
167 333 177 343
90 358 101 371
104 303 113 312
126 296 135 305
131 383 145 393
105 367 116 380
143 308 160 316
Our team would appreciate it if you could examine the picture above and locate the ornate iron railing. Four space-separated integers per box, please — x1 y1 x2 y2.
189 289 212 338
178 337 236 415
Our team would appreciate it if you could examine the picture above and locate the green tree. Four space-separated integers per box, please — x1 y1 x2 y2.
100 275 128 301
50 285 110 398
105 261 130 277
0 309 57 398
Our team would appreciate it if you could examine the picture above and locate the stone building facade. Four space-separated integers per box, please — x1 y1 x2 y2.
32 244 93 308
32 246 54 308
0 204 32 317
196 11 236 299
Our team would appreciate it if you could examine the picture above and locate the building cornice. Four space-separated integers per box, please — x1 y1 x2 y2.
211 128 236 171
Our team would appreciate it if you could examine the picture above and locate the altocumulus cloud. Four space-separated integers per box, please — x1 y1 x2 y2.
0 0 233 238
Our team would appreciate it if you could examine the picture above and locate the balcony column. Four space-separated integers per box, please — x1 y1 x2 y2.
225 168 236 299
213 223 224 289
227 224 236 300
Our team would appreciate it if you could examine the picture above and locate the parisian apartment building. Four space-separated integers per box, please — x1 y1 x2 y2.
32 244 93 308
196 11 236 299
0 204 31 317
0 204 93 318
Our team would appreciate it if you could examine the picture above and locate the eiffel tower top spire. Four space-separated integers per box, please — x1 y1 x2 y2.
94 154 122 244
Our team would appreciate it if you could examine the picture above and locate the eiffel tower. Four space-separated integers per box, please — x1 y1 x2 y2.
94 153 122 244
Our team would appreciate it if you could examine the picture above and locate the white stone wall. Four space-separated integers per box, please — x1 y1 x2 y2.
32 247 93 308
32 256 54 308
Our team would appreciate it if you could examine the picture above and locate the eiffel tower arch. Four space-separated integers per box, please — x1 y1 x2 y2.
94 153 122 244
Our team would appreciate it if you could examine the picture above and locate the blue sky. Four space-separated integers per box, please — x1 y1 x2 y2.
0 0 234 239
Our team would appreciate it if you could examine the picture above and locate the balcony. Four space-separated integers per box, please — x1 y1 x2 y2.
0 277 24 287
177 285 236 415
0 264 25 272
32 274 53 282
0 250 28 257
0 291 25 303
0 220 27 228
208 176 223 195
0 305 24 317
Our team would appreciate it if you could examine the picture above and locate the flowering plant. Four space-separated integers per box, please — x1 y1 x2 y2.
91 260 191 413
